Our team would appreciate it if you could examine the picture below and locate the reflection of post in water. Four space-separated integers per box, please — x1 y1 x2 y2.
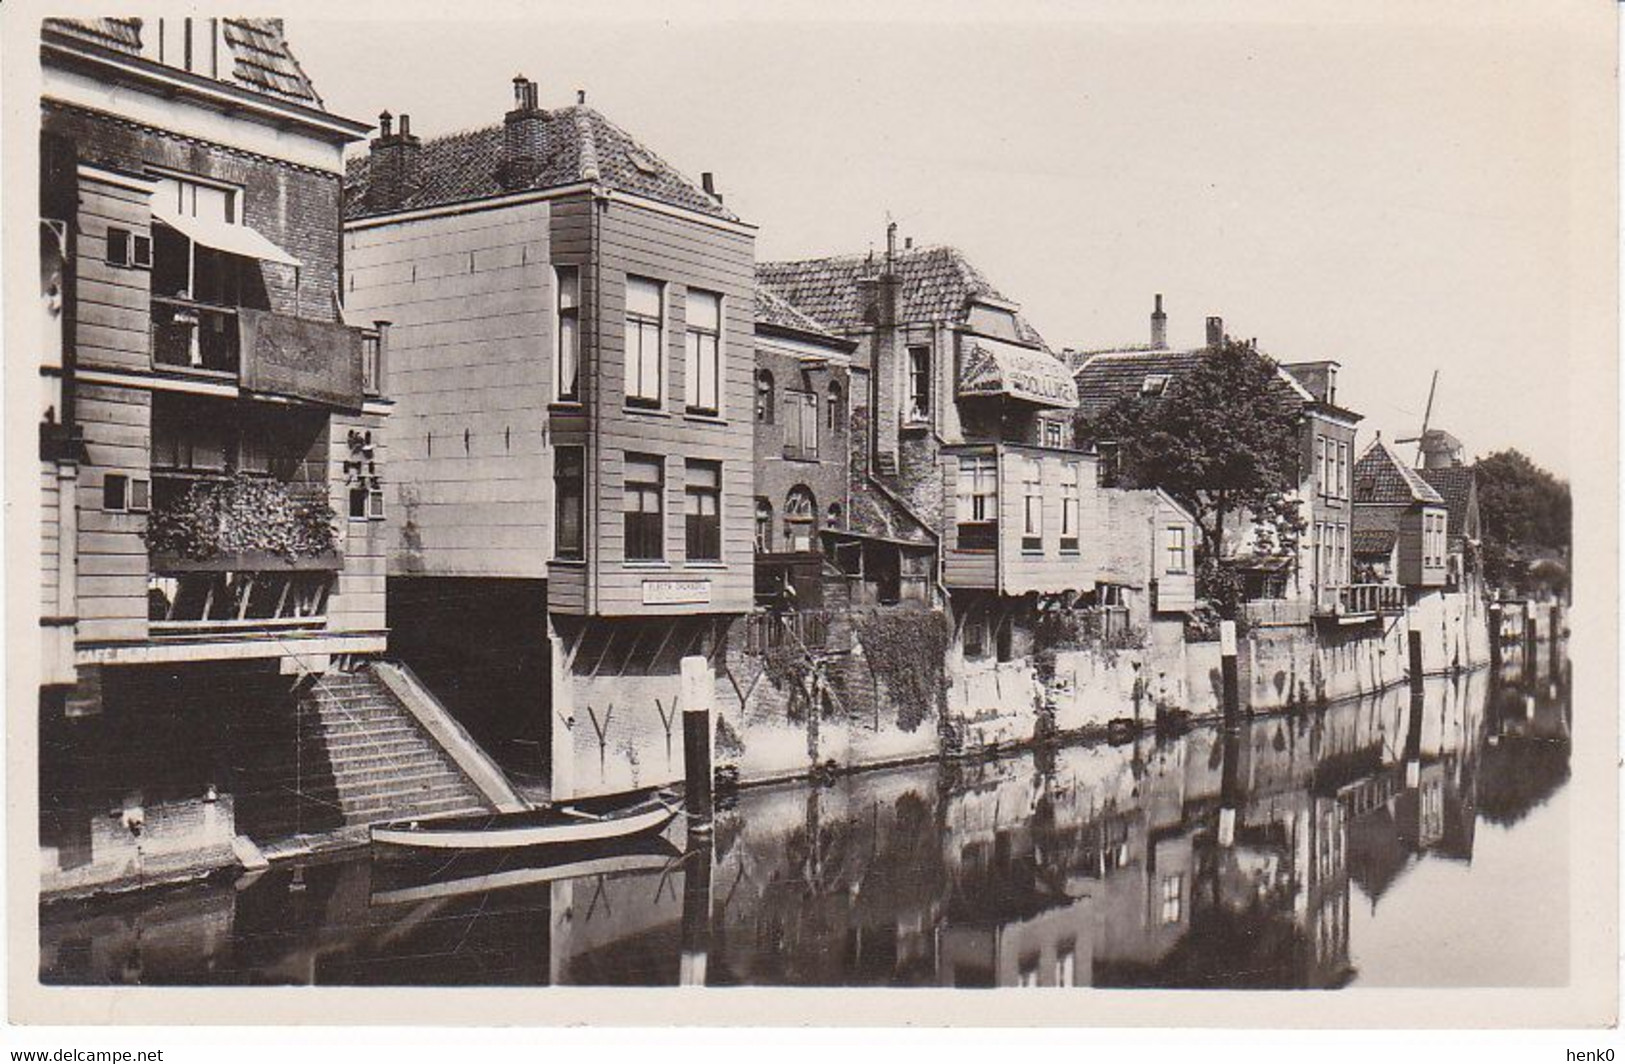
680 829 714 987
1218 722 1244 848
1488 600 1503 672
1548 602 1562 681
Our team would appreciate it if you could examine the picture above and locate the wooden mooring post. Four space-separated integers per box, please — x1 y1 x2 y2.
1550 603 1562 678
1408 614 1425 696
680 655 714 832
1488 601 1503 672
1220 620 1240 730
1524 608 1538 672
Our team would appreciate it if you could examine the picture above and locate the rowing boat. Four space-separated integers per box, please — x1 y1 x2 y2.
369 836 682 906
369 789 681 852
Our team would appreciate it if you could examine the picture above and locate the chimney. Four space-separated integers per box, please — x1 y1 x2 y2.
1205 315 1224 348
869 227 904 475
500 75 549 191
1150 293 1167 349
366 109 422 212
904 236 913 250
701 172 722 204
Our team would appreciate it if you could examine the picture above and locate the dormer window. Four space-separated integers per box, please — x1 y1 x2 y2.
1141 374 1169 397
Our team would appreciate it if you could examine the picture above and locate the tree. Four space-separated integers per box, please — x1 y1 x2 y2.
1077 342 1305 605
1474 449 1571 593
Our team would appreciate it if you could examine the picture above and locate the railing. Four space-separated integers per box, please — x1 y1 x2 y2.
152 296 239 375
147 569 333 633
745 610 833 654
1337 583 1407 616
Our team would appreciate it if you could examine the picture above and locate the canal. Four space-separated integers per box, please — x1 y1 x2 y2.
40 661 1570 989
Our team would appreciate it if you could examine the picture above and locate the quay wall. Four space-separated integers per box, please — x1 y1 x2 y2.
720 590 1501 787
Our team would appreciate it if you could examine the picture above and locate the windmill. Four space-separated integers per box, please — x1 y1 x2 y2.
1394 369 1439 468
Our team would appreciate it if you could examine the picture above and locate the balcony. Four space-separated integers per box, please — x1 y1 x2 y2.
1333 583 1407 617
150 302 367 408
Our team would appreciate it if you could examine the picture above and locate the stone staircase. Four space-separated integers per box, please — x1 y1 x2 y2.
229 666 493 842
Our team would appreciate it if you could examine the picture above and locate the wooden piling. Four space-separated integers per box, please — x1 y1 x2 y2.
1220 620 1240 729
1407 621 1425 695
680 655 714 830
1549 603 1562 677
1488 602 1503 671
1524 610 1538 672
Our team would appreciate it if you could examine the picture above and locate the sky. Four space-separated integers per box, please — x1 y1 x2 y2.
290 1 1609 478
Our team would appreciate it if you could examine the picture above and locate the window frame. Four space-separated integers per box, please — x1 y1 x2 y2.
906 344 931 421
1021 458 1044 554
783 486 818 552
684 459 723 562
1060 462 1081 555
1165 524 1188 574
684 289 723 416
554 265 582 404
623 276 665 410
956 455 998 551
554 445 586 559
102 473 151 514
622 453 666 561
827 380 844 432
783 389 819 460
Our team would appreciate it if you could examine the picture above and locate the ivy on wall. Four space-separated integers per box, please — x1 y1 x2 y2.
144 473 339 562
856 609 949 732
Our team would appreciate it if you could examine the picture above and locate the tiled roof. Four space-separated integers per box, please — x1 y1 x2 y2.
753 284 846 344
344 107 735 222
1352 528 1398 556
44 18 325 109
1072 346 1315 423
1353 440 1445 506
756 245 1047 346
1418 466 1475 537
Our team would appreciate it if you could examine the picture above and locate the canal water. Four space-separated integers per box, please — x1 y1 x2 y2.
40 662 1570 989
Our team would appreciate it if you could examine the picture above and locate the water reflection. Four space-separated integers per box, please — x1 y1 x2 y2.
41 663 1570 989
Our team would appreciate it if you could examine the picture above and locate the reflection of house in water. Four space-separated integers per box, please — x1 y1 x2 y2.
938 895 1093 988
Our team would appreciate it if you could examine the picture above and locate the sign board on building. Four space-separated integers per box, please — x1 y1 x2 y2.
642 579 712 605
957 338 1078 409
240 308 364 410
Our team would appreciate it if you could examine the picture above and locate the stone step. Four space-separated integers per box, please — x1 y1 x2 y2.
339 787 480 820
328 760 464 789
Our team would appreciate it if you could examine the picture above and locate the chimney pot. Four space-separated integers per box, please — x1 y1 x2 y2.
577 89 586 105
378 110 393 137
904 236 913 250
701 172 715 195
1151 292 1168 349
1206 316 1224 347
398 114 410 137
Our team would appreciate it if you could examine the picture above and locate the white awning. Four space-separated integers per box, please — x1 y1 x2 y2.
152 203 302 267
958 336 1078 409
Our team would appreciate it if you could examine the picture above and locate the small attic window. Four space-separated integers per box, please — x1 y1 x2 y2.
625 150 660 175
1141 374 1169 396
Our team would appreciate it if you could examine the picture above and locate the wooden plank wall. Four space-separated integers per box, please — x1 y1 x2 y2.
74 383 151 644
344 202 554 579
587 199 755 615
72 174 152 373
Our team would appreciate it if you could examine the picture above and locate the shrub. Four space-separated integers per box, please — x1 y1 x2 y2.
145 474 338 562
856 609 950 732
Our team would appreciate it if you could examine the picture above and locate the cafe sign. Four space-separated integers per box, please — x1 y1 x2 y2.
642 579 712 605
958 338 1078 409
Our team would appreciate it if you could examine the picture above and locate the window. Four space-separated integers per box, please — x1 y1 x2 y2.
827 381 844 431
1022 458 1043 553
684 289 722 415
956 455 997 551
685 460 722 561
1316 435 1330 496
1161 873 1184 925
554 447 585 559
756 370 774 423
1061 462 1081 554
623 454 665 560
784 486 817 552
907 345 931 420
1141 374 1168 396
754 499 773 552
555 266 581 402
962 607 988 659
784 391 818 459
1042 419 1064 449
105 227 151 269
151 175 245 373
1336 441 1349 499
623 276 663 408
1166 525 1188 573
102 474 150 513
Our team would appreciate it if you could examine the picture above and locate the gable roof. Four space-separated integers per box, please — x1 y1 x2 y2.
1418 466 1477 537
344 106 736 222
1353 440 1446 506
44 18 325 110
753 284 848 345
756 245 1047 346
1071 346 1315 423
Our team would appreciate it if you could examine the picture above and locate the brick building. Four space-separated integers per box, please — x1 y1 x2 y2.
1351 438 1449 591
1072 301 1363 618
